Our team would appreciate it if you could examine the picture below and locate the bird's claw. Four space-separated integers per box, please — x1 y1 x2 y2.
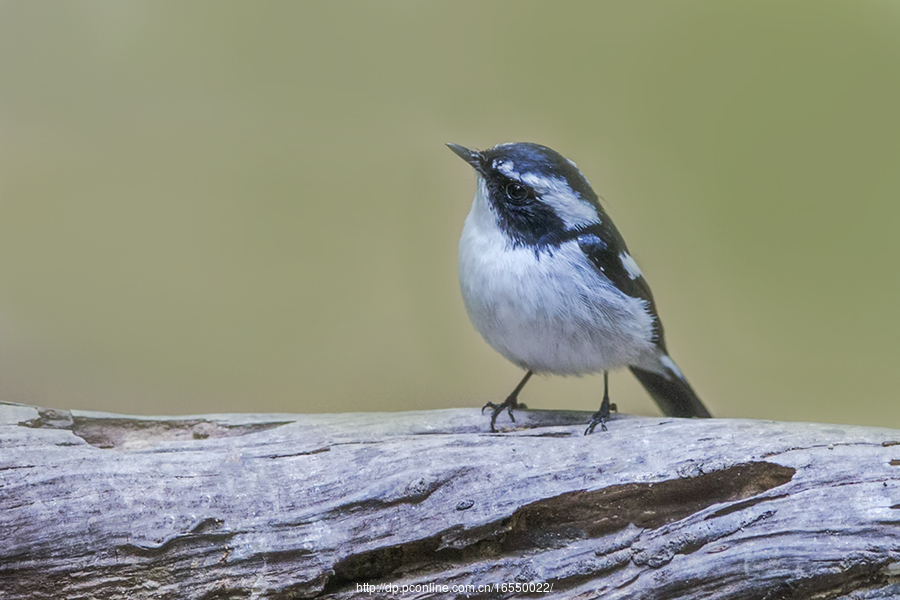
482 396 523 432
584 414 608 435
584 396 612 435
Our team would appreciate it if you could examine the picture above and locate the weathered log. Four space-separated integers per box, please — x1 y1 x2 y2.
2 400 900 599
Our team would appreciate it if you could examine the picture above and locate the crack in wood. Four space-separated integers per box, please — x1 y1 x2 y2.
321 461 795 595
707 493 789 519
263 447 330 459
74 417 290 449
763 441 886 459
18 408 292 450
120 518 229 556
330 469 468 515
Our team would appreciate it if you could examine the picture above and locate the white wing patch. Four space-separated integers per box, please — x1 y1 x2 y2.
619 251 643 280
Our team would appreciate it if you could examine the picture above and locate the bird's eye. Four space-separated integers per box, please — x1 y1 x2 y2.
505 182 529 202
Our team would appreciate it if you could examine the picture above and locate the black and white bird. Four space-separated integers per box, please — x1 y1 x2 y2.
448 142 711 434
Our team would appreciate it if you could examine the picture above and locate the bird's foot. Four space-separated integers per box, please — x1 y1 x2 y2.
585 397 613 435
482 396 526 432
584 412 608 435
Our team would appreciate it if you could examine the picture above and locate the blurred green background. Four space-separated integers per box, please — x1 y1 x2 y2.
0 1 898 426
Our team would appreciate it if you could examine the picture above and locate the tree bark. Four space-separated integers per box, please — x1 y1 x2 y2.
2 400 900 599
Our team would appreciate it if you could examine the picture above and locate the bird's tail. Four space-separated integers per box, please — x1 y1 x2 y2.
629 356 711 418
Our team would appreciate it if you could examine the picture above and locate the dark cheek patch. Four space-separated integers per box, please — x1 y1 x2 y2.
487 178 567 248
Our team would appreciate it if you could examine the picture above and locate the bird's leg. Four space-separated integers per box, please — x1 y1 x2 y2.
585 371 613 435
482 371 533 432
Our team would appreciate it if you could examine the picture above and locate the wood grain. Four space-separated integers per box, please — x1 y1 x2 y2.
2 402 900 599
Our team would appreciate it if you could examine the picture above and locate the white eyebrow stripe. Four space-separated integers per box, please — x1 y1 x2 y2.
494 160 518 177
516 172 599 229
520 172 561 189
619 251 643 280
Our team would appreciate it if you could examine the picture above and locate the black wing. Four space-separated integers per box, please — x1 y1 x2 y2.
574 223 666 349
574 223 712 418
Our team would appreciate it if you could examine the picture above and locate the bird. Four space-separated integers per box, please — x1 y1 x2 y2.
447 142 711 434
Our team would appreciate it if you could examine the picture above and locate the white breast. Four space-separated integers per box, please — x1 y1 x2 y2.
457 178 656 375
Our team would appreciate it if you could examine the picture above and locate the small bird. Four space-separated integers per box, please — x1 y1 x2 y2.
448 142 711 434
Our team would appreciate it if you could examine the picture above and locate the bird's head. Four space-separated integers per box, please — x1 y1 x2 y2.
447 142 604 247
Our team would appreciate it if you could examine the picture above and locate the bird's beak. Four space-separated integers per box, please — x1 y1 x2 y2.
446 143 485 173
